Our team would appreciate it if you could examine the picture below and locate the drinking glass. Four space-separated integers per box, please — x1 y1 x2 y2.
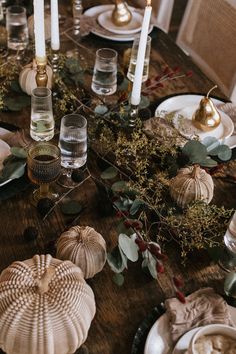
58 114 87 188
91 48 118 96
27 142 61 202
6 5 28 51
219 212 236 272
30 87 55 142
127 35 152 83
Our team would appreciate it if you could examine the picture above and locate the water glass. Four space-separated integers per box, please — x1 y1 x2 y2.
27 142 61 202
58 114 87 188
91 48 118 96
30 88 54 142
6 5 28 51
127 35 152 83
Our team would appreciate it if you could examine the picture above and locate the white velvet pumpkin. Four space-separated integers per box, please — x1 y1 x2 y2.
56 226 107 279
170 165 214 207
0 254 96 354
19 61 53 95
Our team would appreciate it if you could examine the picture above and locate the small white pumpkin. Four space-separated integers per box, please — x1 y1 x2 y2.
57 225 107 279
0 254 96 354
28 13 51 40
170 165 214 208
19 60 53 95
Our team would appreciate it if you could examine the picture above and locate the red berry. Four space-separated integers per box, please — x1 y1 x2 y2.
148 243 160 255
173 66 180 73
173 276 184 289
163 66 170 75
124 220 132 228
135 237 148 252
116 211 123 218
186 70 193 77
156 260 164 273
176 290 186 304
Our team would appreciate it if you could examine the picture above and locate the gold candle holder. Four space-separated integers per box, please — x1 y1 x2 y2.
52 50 59 73
128 104 139 128
36 58 48 87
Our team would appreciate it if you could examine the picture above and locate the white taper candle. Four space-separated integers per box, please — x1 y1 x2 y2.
50 0 60 51
34 0 46 61
130 0 152 106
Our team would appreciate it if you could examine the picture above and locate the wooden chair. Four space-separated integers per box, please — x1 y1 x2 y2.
176 0 236 102
136 0 175 33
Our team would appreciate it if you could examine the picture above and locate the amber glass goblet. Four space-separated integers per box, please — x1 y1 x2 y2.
27 142 61 202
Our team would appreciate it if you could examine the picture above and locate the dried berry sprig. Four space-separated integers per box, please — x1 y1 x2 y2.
173 276 186 303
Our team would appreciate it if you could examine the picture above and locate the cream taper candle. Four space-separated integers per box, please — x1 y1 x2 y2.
51 0 60 51
34 0 46 61
130 0 152 106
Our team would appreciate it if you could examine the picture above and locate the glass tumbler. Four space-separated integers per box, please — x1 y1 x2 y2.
91 48 118 96
27 142 61 202
6 5 28 51
58 113 87 188
30 87 55 142
127 35 152 83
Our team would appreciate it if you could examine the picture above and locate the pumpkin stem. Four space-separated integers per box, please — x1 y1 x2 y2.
36 267 55 294
191 165 200 179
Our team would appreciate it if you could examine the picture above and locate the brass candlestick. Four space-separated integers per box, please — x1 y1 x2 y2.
112 0 132 26
52 50 59 73
128 104 139 128
36 59 48 87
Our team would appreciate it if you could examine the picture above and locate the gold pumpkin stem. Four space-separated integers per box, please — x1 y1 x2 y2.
206 85 218 98
36 267 55 294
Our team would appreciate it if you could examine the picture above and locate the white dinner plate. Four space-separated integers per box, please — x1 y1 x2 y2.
144 305 236 354
155 94 225 115
84 5 153 42
97 10 143 35
0 138 11 187
173 105 234 142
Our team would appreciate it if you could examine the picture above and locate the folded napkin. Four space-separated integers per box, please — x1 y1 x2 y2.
165 288 235 342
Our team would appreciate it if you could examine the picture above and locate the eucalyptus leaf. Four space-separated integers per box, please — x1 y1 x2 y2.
4 96 30 111
113 273 124 286
101 166 118 180
107 246 125 273
10 147 27 159
146 252 157 279
215 145 232 161
198 157 218 167
118 233 139 262
113 200 129 211
94 105 109 115
116 221 133 236
224 272 236 297
65 57 82 74
60 200 82 215
202 137 220 153
0 160 25 181
118 78 129 91
118 245 128 269
182 140 207 164
130 199 144 215
111 180 128 193
139 95 150 109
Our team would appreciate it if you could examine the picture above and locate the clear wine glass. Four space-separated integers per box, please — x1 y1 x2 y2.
58 113 87 188
127 35 151 83
219 212 236 272
27 142 61 202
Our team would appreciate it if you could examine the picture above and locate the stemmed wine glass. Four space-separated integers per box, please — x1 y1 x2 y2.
27 142 61 202
58 113 87 188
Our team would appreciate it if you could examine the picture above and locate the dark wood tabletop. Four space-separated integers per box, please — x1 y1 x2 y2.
0 2 235 354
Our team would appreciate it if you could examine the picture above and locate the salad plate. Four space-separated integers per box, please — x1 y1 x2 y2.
84 5 153 42
97 10 143 35
144 305 236 354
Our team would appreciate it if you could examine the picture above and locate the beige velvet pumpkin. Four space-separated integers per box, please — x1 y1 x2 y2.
170 165 214 208
19 60 53 95
56 226 107 279
28 13 51 40
0 254 96 354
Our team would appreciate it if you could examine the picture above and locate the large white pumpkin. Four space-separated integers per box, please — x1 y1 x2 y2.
0 254 96 354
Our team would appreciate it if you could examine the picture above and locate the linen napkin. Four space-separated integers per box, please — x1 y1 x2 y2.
165 287 235 342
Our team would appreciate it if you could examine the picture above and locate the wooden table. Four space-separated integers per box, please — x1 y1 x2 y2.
0 2 235 354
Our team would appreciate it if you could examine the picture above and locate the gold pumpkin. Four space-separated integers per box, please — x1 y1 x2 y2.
0 254 96 354
170 165 214 208
56 225 107 279
19 60 53 95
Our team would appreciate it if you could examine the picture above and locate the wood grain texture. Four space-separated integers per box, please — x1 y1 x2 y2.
0 2 234 354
